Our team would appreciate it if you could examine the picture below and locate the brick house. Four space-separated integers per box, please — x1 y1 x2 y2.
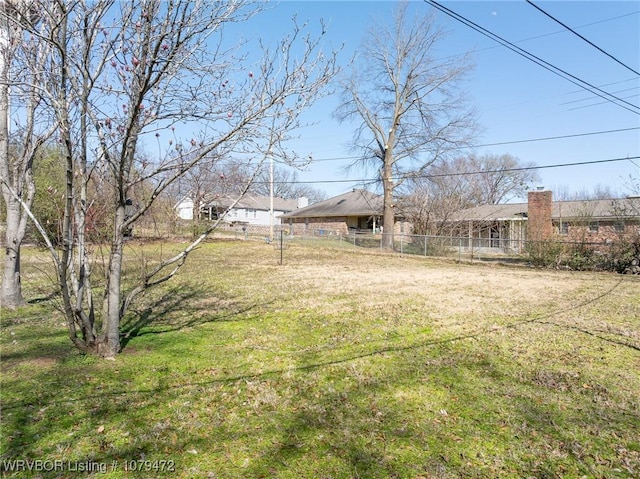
446 190 640 251
280 189 409 236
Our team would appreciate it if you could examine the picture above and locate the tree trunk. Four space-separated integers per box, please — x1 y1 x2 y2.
1 169 35 309
1 203 25 307
381 148 395 250
0 16 24 307
98 206 126 358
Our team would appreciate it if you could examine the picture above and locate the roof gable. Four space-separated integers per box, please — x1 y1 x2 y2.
282 189 383 218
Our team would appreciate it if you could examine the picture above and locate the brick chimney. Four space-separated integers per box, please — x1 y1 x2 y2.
528 189 553 241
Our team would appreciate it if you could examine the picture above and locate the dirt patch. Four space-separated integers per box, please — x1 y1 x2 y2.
1 355 60 373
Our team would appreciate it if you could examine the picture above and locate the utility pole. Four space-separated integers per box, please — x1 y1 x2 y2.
269 150 274 242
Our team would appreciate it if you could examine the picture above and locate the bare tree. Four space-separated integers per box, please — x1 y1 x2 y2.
250 165 326 202
552 184 622 201
334 2 477 248
402 153 540 235
467 153 540 205
171 160 325 226
629 162 640 196
0 0 54 307
402 157 480 236
169 156 256 220
173 151 223 232
15 0 339 357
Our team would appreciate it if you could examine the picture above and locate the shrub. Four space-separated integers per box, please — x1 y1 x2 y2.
525 239 565 268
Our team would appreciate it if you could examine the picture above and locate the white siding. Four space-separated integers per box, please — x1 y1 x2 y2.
175 198 194 220
226 207 287 225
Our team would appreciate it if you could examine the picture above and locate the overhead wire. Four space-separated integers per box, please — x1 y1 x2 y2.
567 93 640 112
246 5 640 188
525 0 640 77
253 155 640 185
290 126 640 163
423 0 640 115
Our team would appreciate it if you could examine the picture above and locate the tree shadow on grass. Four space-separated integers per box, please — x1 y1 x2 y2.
119 284 268 350
2 329 639 478
27 290 60 305
241 338 640 478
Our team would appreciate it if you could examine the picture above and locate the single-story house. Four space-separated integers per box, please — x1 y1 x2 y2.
175 194 308 226
280 188 409 236
446 190 640 251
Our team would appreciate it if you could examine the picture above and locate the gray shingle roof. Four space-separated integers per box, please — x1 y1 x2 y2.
204 194 299 212
449 203 528 222
451 197 640 222
552 198 639 219
281 189 383 218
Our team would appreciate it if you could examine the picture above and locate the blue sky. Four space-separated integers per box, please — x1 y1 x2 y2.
245 1 640 200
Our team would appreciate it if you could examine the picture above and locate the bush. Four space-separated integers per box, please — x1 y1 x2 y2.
526 239 565 268
564 243 598 271
604 237 640 274
527 235 640 273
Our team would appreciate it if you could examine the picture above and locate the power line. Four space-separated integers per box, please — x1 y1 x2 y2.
462 11 640 66
402 15 639 114
560 87 638 106
424 0 640 115
297 126 640 163
473 126 640 148
567 93 640 112
265 155 640 185
526 0 640 77
419 156 640 179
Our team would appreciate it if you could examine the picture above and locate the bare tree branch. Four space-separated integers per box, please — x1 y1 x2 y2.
13 0 340 356
334 2 478 247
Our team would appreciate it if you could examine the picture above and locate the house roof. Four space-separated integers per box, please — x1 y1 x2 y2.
281 189 383 219
450 203 528 222
451 197 640 222
204 194 299 213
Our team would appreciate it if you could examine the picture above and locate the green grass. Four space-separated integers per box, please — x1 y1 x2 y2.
1 239 639 478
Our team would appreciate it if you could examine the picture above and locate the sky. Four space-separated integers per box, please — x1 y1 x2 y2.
244 0 640 201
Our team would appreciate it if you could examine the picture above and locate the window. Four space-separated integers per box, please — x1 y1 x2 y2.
559 221 569 235
588 221 599 233
614 221 625 233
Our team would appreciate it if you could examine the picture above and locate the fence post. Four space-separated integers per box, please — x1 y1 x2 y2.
279 229 284 265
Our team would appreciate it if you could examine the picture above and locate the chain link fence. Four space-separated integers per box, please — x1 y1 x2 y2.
279 229 640 273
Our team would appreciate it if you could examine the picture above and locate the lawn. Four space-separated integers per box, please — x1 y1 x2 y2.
1 239 639 478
